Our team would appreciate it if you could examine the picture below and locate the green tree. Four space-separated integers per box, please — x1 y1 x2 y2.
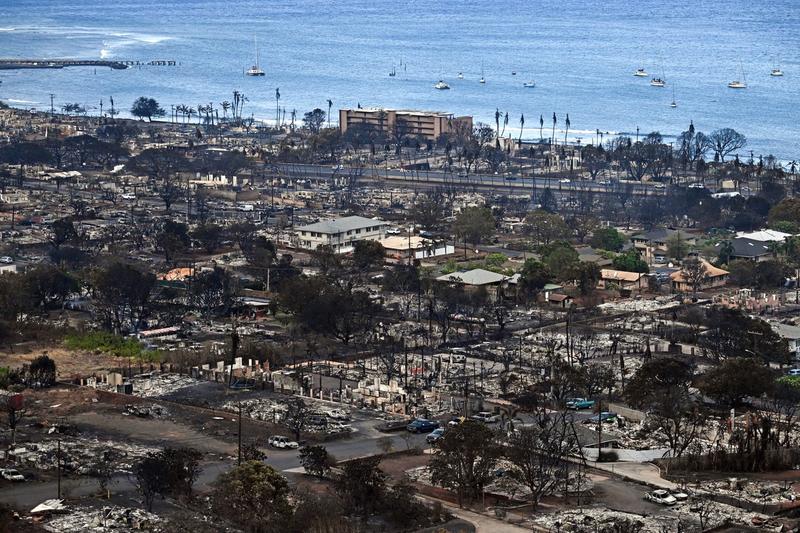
590 228 625 252
452 206 495 248
130 97 166 121
211 461 292 532
302 108 326 134
351 240 385 271
524 210 568 245
92 261 155 333
768 198 800 228
698 358 774 408
191 223 223 254
666 234 689 260
541 242 579 280
155 220 190 262
612 249 649 273
299 445 334 478
428 420 501 506
335 456 386 518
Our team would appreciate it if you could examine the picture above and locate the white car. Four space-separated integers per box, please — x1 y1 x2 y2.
559 178 571 184
470 411 501 424
671 490 690 502
267 436 299 449
120 193 136 200
645 489 677 506
0 256 13 264
0 469 24 482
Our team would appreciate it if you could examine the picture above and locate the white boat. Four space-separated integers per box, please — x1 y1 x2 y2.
634 68 648 77
479 63 486 84
457 72 464 79
650 78 665 87
434 80 450 90
670 86 677 107
771 68 784 77
728 63 747 88
523 81 536 88
245 36 265 76
389 65 396 77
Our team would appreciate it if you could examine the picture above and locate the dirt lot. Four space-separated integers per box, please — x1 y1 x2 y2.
0 344 121 378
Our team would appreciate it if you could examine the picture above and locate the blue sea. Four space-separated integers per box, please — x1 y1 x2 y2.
0 0 798 160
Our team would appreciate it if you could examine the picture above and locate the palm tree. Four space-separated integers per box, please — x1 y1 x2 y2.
275 88 281 127
290 109 297 131
501 111 509 138
539 114 544 142
494 108 501 148
186 107 196 124
564 114 571 145
518 114 525 148
327 99 333 128
551 112 557 148
220 101 231 120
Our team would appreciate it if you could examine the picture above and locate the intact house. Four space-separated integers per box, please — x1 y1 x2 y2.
379 235 454 262
669 258 729 293
294 216 388 254
598 269 648 293
770 322 800 361
717 237 776 262
437 268 509 299
631 228 696 264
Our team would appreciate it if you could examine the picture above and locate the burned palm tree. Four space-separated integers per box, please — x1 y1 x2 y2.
539 114 544 142
564 114 571 145
327 99 333 128
275 88 281 128
551 112 557 148
518 114 525 148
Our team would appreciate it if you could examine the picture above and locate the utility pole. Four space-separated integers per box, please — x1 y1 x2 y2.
237 401 243 465
57 439 61 499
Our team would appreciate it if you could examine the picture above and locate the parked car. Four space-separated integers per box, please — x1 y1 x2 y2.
787 369 800 377
559 178 571 184
470 411 501 424
566 398 595 410
267 436 299 449
583 412 618 424
447 416 465 427
426 428 446 444
0 469 24 482
670 489 690 502
0 256 13 264
645 489 677 506
406 419 439 433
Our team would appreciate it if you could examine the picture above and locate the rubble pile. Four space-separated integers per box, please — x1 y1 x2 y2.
699 478 800 505
219 398 355 434
11 438 158 474
44 505 161 532
126 374 202 398
532 508 672 533
122 404 169 418
597 296 680 314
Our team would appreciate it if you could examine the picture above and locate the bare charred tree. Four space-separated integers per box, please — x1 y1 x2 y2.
506 408 578 510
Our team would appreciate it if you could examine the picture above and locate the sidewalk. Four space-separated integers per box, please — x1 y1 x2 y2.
419 495 530 533
589 461 676 490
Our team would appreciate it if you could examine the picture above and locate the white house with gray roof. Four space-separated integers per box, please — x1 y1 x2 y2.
294 215 388 253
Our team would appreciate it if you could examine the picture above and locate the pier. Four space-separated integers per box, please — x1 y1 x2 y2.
0 59 178 71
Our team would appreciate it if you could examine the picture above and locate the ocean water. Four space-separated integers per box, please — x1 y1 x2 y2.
0 0 798 159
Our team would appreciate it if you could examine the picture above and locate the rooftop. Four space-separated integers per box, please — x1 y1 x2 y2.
296 215 386 235
436 268 509 286
341 108 454 118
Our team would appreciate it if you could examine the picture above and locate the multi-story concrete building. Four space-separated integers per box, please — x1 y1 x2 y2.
294 215 387 253
338 108 473 142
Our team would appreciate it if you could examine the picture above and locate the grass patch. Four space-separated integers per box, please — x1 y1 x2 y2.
64 331 160 361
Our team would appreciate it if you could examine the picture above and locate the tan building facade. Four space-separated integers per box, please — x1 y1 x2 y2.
339 108 473 141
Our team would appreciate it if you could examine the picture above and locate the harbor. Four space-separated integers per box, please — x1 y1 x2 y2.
0 59 177 70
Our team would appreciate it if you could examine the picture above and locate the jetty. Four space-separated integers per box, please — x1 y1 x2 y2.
0 59 178 71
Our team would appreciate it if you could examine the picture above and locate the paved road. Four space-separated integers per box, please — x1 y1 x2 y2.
272 163 667 196
0 428 429 509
